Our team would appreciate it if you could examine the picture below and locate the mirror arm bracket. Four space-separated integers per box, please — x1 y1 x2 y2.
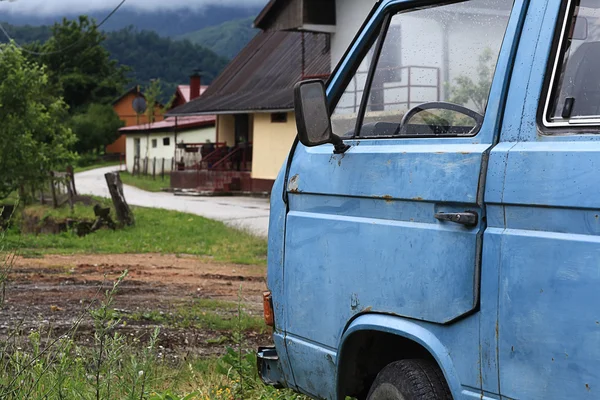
331 135 350 154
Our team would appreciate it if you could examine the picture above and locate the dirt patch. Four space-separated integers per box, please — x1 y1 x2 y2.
2 254 269 357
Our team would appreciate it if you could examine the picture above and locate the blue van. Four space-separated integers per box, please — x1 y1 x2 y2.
258 0 600 399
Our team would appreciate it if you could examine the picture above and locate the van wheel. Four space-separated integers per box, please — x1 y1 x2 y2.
366 359 452 400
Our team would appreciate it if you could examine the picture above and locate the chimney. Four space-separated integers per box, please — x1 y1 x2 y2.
190 71 202 101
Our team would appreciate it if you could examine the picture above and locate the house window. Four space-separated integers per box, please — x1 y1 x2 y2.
152 139 157 148
271 113 288 123
163 137 171 146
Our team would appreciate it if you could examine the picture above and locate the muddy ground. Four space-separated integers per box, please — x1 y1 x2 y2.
0 254 270 358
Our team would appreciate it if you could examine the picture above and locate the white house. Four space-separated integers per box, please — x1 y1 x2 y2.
121 115 216 173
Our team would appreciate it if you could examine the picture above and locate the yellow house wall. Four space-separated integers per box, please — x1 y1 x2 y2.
251 112 297 181
217 115 236 146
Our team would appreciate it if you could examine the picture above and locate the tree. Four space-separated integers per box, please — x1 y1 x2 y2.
0 43 77 199
30 16 128 113
69 103 124 154
447 48 495 115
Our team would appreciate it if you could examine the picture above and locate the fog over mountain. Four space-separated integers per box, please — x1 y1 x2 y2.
0 0 267 15
0 1 266 37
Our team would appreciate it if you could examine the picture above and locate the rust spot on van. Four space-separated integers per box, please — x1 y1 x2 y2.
435 152 446 154
460 151 471 155
382 195 394 203
362 306 373 313
289 175 300 193
412 197 424 201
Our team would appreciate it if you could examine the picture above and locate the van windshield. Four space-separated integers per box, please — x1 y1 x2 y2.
331 0 514 138
547 0 600 125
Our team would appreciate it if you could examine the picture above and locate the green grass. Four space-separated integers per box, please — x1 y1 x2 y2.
75 160 122 173
127 299 266 333
23 200 112 221
7 204 267 265
120 172 171 193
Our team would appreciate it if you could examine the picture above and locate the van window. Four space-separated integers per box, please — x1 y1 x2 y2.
544 0 600 127
331 0 514 138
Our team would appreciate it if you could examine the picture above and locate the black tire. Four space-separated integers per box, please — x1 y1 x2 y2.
366 359 452 400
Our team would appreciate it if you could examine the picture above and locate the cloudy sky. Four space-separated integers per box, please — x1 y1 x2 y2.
0 0 268 15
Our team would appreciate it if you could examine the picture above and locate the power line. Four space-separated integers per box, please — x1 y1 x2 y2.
0 0 126 56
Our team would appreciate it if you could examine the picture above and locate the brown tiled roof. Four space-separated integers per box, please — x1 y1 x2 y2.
167 30 330 116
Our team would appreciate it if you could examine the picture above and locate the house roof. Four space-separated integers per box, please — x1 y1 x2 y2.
112 86 142 106
112 86 166 108
254 0 336 32
119 115 216 134
167 30 330 116
176 85 210 103
253 0 278 29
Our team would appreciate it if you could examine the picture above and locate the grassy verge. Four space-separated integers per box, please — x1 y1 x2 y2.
8 202 267 265
0 272 307 400
75 160 122 173
127 298 266 333
120 172 171 193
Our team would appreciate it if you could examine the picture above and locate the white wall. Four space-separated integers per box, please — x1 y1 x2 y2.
125 126 216 173
332 0 377 67
177 126 216 146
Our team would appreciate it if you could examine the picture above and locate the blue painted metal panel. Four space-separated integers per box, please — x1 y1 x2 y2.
502 142 600 209
485 142 516 204
284 207 481 345
267 166 298 389
285 335 337 399
273 332 297 390
289 144 489 204
498 230 600 399
268 165 287 333
479 229 504 395
492 1 600 397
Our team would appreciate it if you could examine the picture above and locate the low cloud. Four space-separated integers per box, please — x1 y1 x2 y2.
0 0 267 15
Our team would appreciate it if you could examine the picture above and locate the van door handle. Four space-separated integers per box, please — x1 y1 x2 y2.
434 211 479 227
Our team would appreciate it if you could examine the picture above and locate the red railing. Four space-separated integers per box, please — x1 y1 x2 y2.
210 144 253 172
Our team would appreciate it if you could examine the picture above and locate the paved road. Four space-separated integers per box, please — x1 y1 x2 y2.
75 166 271 237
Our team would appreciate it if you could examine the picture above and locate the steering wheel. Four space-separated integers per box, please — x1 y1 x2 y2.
396 102 484 136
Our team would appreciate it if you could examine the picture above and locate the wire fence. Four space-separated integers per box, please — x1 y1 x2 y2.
132 157 174 180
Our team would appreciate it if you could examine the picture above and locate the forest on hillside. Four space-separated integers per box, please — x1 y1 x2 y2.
178 17 259 59
1 23 229 101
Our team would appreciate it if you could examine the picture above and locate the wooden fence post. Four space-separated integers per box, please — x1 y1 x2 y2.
50 172 58 208
67 166 77 195
104 172 135 227
161 158 165 181
152 157 156 180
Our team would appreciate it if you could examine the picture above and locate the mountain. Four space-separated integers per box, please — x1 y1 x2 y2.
0 5 263 38
177 17 259 59
0 23 229 103
104 28 230 101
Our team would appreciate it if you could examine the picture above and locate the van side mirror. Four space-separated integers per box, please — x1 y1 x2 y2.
294 80 350 154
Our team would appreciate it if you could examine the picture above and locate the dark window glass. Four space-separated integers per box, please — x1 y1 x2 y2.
271 113 288 123
545 0 600 126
